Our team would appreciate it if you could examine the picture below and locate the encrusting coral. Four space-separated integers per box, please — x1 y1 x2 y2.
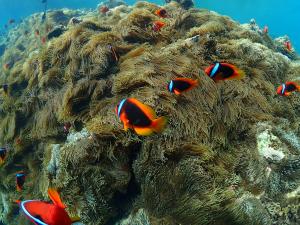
0 1 299 225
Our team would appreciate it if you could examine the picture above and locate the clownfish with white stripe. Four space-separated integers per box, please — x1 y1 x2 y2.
167 78 198 95
205 62 245 82
277 81 300 96
16 171 26 192
115 98 167 136
16 188 80 225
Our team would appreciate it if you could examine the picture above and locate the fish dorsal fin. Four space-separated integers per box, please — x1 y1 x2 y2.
48 188 66 209
128 98 156 119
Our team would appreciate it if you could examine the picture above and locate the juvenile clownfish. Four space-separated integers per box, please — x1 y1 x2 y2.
0 147 7 165
115 98 167 136
152 21 165 32
41 36 47 44
277 82 300 96
63 122 72 134
99 6 109 14
204 62 245 82
263 26 268 34
18 188 80 225
167 78 198 95
285 41 292 52
155 8 168 18
108 44 119 62
16 171 26 192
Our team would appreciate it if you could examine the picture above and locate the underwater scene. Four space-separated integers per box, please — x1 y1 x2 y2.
0 0 299 225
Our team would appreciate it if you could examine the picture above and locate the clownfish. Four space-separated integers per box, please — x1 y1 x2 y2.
284 41 292 52
167 78 198 95
263 26 268 34
41 36 47 44
204 62 245 82
152 21 165 32
155 8 168 18
115 98 167 136
277 82 300 96
63 122 72 134
16 171 26 192
17 188 80 225
0 147 7 165
99 6 109 14
108 44 119 62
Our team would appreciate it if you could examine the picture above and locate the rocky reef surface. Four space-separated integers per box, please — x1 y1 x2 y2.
0 1 299 225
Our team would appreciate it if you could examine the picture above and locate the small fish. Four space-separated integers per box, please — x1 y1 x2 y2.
35 29 40 37
99 6 109 14
284 41 292 51
2 84 8 94
115 98 167 136
108 44 119 62
263 26 268 34
167 78 198 95
0 147 7 165
3 63 11 70
277 82 300 96
63 122 71 134
152 21 165 32
8 19 15 24
16 171 26 192
18 188 80 225
16 137 22 146
41 36 47 44
204 62 245 82
155 8 168 18
41 12 46 23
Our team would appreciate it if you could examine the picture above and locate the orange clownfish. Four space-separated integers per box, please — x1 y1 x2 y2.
155 8 168 18
16 171 26 192
99 6 109 14
263 26 268 34
205 62 245 82
277 82 300 96
284 41 292 51
152 21 165 32
167 78 198 95
0 147 7 165
18 188 79 225
115 98 167 136
41 36 47 44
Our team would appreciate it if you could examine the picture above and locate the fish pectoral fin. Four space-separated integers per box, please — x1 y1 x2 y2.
48 188 66 208
133 127 154 136
174 90 181 95
123 121 130 131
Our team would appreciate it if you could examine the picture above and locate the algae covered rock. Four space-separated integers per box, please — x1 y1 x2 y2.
0 1 299 225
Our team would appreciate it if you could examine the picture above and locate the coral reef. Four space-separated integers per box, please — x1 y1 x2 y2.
0 1 299 225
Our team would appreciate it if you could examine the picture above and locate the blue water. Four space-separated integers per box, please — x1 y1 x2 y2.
0 0 299 51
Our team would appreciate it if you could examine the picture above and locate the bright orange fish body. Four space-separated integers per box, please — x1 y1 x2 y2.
116 98 167 136
205 62 245 82
277 81 300 96
167 78 198 95
19 189 73 225
155 8 168 18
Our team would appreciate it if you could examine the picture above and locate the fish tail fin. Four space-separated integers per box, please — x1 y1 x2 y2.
70 216 81 223
233 66 246 80
48 188 66 208
14 200 21 205
133 127 154 136
151 116 167 133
